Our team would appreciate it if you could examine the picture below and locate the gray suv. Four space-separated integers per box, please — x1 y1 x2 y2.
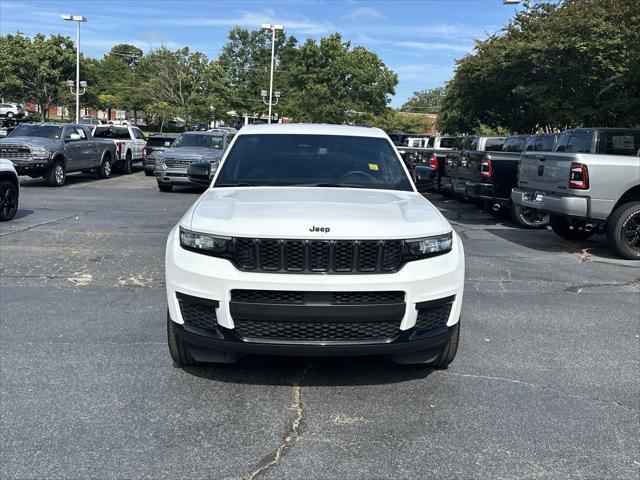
155 130 234 191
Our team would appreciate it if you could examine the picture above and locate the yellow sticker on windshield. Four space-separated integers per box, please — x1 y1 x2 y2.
368 163 379 171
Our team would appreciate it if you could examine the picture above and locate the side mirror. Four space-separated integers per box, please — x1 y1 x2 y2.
414 165 436 193
187 161 212 186
66 133 81 141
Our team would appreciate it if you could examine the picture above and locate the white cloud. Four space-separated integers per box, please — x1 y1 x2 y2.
152 9 334 35
341 7 385 21
395 40 474 54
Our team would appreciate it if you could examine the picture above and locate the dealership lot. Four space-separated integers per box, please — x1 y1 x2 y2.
1 171 638 479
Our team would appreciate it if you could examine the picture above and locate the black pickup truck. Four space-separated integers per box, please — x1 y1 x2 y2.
459 134 558 228
440 135 506 199
412 136 463 192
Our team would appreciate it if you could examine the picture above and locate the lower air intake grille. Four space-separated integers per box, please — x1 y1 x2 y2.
233 319 400 342
178 296 217 330
414 303 452 335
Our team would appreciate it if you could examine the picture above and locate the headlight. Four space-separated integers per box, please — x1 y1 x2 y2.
179 227 232 257
155 156 166 169
30 146 49 158
405 232 453 257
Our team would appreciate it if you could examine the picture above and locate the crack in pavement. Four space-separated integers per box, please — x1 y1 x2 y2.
0 213 90 237
563 277 640 293
437 370 637 412
239 362 313 480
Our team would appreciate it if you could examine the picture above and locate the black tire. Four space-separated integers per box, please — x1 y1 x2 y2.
121 151 133 174
46 160 65 187
158 183 173 192
0 180 18 221
606 201 640 260
549 215 594 241
144 170 154 177
391 322 460 367
430 322 460 368
167 312 197 366
97 155 112 179
511 203 550 229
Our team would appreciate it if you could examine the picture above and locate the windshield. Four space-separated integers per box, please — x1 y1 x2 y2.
214 134 413 191
93 127 131 140
9 125 63 139
174 134 223 149
147 137 174 147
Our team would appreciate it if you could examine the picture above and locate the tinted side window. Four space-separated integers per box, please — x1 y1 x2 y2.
525 136 537 151
566 131 592 153
485 138 504 151
555 132 571 152
598 132 640 155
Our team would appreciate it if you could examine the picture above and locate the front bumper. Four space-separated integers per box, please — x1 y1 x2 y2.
165 226 465 354
156 167 192 185
11 158 53 176
173 318 456 357
512 188 588 218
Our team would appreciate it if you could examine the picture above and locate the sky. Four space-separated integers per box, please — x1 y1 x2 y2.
0 0 524 107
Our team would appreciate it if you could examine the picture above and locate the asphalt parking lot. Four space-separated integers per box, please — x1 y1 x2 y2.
1 169 638 480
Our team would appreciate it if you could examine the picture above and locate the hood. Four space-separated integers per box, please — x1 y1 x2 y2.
187 187 447 239
0 136 61 149
163 147 223 162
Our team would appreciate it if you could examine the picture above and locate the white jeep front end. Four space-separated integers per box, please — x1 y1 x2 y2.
165 124 465 366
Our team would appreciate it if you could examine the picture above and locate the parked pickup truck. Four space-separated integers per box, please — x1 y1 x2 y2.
413 136 464 192
440 135 506 199
92 125 147 174
455 135 548 228
0 123 116 186
512 128 640 259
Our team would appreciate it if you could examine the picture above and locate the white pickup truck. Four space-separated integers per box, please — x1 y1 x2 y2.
92 125 147 174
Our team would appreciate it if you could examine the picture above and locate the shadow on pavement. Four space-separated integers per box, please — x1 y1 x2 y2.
13 209 34 220
184 355 435 386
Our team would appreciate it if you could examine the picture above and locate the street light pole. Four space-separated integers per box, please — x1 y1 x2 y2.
261 23 283 124
61 14 87 123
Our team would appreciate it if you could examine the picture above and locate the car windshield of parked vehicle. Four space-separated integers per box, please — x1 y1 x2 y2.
173 134 223 149
93 127 131 140
147 137 174 147
9 124 63 139
214 134 413 191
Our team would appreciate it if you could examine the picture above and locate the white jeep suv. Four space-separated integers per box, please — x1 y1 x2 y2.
165 124 465 366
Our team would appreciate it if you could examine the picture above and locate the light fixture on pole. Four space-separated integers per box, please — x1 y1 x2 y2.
61 14 87 123
261 23 283 124
502 0 521 4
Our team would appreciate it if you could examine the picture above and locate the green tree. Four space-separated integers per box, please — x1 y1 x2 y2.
438 0 640 134
401 87 445 114
145 47 229 125
0 33 75 118
218 27 298 119
286 34 398 123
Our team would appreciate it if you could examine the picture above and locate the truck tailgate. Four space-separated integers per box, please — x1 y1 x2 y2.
518 152 573 192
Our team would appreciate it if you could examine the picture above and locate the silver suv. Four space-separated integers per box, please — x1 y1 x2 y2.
155 130 234 192
0 103 26 119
